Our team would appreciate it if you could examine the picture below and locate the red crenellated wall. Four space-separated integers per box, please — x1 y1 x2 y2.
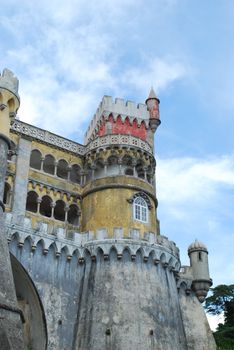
98 115 147 140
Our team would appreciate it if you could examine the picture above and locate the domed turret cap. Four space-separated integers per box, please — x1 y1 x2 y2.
188 239 208 253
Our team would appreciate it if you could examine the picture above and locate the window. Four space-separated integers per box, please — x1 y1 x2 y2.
40 196 52 217
133 196 148 223
70 164 81 184
26 191 38 213
57 159 68 179
3 183 11 205
30 150 41 170
43 154 55 175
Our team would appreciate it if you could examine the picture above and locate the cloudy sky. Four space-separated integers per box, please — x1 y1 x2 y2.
1 0 234 326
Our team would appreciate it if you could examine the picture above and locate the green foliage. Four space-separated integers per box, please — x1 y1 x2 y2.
205 284 234 316
205 284 234 349
214 325 234 349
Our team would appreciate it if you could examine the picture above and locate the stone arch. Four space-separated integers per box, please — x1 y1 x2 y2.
136 159 144 179
94 158 105 179
168 257 174 268
56 159 68 179
9 231 20 244
43 154 55 175
160 252 166 264
54 200 65 221
3 182 11 205
70 164 81 184
148 250 156 263
36 239 46 252
125 167 134 176
107 155 118 165
84 164 92 183
30 149 42 170
96 247 104 261
122 247 131 262
48 242 57 257
67 204 79 226
39 195 52 217
7 97 15 112
10 254 47 349
26 191 38 213
109 246 118 260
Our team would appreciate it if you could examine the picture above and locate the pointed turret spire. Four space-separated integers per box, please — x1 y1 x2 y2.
145 87 161 133
146 87 158 102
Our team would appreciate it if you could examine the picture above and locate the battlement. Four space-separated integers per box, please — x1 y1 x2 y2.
5 213 180 262
0 68 20 100
85 96 150 144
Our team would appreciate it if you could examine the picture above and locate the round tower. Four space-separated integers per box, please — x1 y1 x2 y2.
188 239 213 302
81 92 161 238
74 91 188 349
0 68 25 349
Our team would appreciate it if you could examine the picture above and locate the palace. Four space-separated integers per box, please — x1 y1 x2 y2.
0 68 216 349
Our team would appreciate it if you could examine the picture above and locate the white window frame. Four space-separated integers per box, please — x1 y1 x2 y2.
133 196 148 223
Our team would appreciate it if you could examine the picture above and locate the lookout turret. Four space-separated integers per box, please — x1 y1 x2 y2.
188 239 213 302
0 68 20 139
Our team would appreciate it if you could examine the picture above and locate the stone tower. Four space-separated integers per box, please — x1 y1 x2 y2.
2 69 217 349
0 69 25 349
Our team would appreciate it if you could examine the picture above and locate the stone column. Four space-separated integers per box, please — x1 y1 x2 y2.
40 156 44 171
12 137 31 222
65 205 69 222
118 158 123 175
0 68 25 349
104 160 108 176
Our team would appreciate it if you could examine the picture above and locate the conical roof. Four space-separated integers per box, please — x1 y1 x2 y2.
145 87 159 103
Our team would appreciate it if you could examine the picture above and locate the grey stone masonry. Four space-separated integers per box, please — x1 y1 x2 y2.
0 137 25 350
12 137 31 219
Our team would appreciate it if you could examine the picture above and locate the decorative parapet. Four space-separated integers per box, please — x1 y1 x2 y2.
0 68 19 100
10 120 153 156
85 96 150 144
5 213 180 268
11 120 85 155
86 134 153 154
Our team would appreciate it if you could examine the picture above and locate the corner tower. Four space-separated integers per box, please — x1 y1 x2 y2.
0 69 25 349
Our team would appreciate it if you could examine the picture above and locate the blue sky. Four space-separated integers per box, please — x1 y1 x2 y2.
1 0 234 326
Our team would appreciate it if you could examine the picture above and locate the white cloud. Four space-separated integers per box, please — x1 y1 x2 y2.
157 156 234 205
123 57 189 94
156 155 234 285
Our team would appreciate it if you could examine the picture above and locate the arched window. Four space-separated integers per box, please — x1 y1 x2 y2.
30 150 42 170
39 196 52 217
3 183 11 205
67 204 79 226
43 154 55 175
26 191 38 213
133 196 148 223
70 164 81 184
125 168 134 176
54 200 65 221
57 159 68 179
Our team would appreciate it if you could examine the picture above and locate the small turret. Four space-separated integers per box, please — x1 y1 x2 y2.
145 87 161 133
0 68 20 139
188 239 212 302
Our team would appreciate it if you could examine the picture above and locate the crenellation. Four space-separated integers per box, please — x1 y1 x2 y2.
0 68 19 99
84 95 151 144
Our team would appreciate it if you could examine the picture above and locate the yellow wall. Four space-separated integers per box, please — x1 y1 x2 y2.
82 176 157 238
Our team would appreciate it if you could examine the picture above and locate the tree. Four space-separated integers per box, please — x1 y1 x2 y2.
205 284 234 349
205 284 234 321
